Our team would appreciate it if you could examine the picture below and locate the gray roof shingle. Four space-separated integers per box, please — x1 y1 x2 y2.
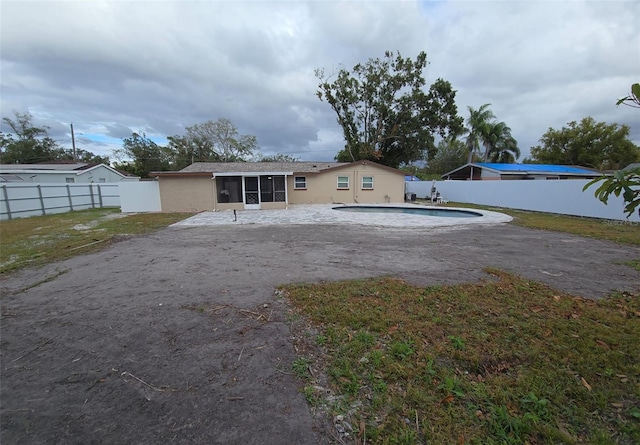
180 162 347 174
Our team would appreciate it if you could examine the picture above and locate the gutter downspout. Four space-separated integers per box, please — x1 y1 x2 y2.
212 174 217 211
353 169 359 203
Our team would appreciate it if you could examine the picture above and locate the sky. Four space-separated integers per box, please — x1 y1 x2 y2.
1 0 639 165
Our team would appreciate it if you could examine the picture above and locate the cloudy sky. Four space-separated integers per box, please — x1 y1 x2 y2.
1 0 638 164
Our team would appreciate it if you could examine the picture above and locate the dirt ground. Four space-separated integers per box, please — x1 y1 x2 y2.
1 222 639 444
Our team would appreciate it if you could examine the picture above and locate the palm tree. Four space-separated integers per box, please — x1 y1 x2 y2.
482 121 520 163
465 104 495 163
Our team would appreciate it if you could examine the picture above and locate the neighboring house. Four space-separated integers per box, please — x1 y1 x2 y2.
153 160 406 212
442 163 603 181
623 163 640 172
0 162 139 183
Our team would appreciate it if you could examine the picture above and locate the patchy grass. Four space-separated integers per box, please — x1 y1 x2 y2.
0 208 191 274
623 259 640 272
433 201 640 246
282 271 640 444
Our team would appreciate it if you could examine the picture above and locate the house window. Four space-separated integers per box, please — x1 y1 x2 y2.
99 178 107 183
294 176 306 189
65 178 75 184
260 175 286 202
337 176 349 189
216 176 243 203
361 176 374 190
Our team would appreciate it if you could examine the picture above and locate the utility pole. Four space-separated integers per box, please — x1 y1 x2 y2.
70 123 77 161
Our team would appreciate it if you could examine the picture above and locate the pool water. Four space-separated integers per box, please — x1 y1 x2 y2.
333 206 482 218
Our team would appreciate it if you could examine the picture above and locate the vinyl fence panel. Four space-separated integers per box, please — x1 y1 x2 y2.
0 183 120 221
406 179 639 222
118 181 161 213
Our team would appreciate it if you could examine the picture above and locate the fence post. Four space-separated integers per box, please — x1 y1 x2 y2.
97 184 104 208
67 184 74 211
89 183 95 208
37 184 46 215
1 185 11 220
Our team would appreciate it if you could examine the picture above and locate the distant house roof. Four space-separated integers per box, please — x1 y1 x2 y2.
623 163 640 172
442 163 602 180
0 162 92 171
0 162 138 178
0 173 24 182
153 160 406 177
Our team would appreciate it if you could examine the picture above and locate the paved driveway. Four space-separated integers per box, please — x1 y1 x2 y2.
1 219 638 444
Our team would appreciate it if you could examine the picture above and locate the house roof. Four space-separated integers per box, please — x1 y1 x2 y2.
442 163 602 179
0 162 138 178
154 160 406 177
623 163 640 172
179 161 346 174
0 162 91 171
475 163 600 174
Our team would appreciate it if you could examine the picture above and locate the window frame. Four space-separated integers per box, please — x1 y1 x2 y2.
361 176 374 190
337 175 350 190
294 176 307 190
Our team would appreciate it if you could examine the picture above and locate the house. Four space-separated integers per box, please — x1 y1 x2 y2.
442 163 602 181
153 160 406 212
0 162 139 183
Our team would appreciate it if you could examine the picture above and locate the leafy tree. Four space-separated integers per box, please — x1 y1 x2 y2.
616 83 640 108
583 88 640 218
316 51 463 168
259 153 299 162
584 168 640 218
483 121 520 163
68 148 110 164
165 134 220 170
183 118 258 163
427 138 468 175
113 132 171 178
464 104 495 163
527 117 639 170
0 111 63 163
1 111 109 165
464 104 519 163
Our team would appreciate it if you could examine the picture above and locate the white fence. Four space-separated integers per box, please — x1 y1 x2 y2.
119 181 161 213
3 180 637 222
406 179 640 222
0 183 120 221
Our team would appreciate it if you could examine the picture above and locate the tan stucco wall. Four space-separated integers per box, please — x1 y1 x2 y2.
260 201 288 210
213 202 286 210
288 163 404 204
158 177 215 212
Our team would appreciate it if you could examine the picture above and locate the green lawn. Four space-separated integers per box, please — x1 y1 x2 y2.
283 271 640 444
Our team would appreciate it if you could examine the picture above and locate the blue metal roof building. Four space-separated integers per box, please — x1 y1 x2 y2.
442 163 602 180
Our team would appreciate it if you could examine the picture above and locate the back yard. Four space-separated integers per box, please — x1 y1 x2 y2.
1 208 638 444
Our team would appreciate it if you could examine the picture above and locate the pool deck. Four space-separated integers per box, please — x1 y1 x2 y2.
172 203 512 228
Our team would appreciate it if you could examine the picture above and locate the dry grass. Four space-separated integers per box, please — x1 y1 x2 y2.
437 201 640 246
283 271 640 444
0 208 191 274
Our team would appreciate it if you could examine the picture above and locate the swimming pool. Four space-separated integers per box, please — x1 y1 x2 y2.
333 206 483 218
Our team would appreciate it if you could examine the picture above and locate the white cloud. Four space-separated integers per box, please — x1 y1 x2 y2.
1 0 638 163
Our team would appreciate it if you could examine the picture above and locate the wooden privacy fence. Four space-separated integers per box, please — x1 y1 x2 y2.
0 183 120 221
